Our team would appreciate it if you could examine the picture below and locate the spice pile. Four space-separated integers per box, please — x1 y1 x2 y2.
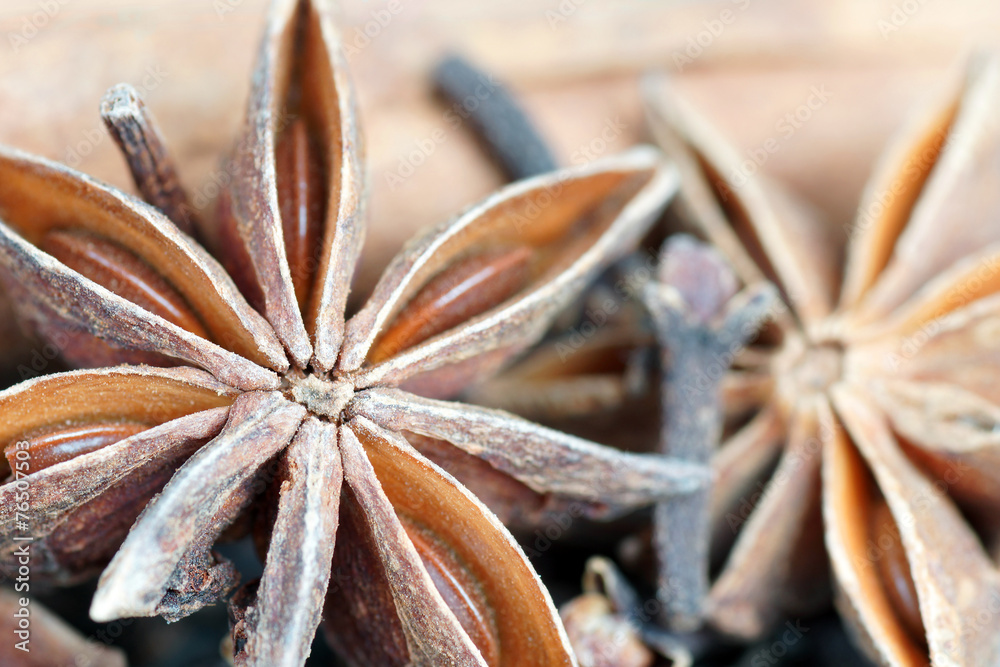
1 1 999 666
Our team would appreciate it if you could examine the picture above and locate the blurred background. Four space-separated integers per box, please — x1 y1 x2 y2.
1 0 998 664
3 0 998 290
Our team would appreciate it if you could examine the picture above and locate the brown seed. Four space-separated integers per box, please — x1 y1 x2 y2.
42 230 208 338
0 5 676 655
276 118 325 311
5 422 147 475
371 245 533 363
404 519 499 665
869 498 926 646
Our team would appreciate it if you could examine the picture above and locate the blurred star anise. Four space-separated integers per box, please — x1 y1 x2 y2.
644 57 1000 664
0 1 709 665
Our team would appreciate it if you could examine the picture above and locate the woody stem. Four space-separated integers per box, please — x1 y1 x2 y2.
643 235 777 631
101 83 200 236
433 55 557 181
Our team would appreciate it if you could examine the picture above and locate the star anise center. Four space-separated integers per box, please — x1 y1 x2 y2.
774 334 845 402
286 372 355 420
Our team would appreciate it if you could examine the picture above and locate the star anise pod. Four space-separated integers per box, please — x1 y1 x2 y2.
0 1 710 664
477 54 1000 664
473 235 778 637
641 57 1000 663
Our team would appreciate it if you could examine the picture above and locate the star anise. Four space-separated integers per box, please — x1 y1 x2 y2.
476 54 1000 664
641 57 1000 663
0 1 711 665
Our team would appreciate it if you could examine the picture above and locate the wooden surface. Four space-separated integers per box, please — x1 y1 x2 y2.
0 0 996 290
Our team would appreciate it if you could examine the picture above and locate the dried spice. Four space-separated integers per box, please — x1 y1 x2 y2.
427 65 737 626
440 60 777 635
473 51 1000 666
643 57 1000 664
641 235 778 631
561 557 698 667
432 55 559 182
0 0 712 665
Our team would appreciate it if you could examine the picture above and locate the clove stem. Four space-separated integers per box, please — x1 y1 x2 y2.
433 55 557 181
434 56 750 636
642 235 778 631
100 83 200 237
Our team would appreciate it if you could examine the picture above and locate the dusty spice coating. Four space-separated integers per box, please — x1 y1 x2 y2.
471 52 1000 667
0 0 712 665
643 235 779 632
100 83 201 237
637 59 1000 664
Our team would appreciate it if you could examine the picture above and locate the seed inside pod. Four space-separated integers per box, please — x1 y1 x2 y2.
869 498 926 646
4 422 147 476
404 519 499 665
370 245 533 364
42 229 209 338
276 118 326 310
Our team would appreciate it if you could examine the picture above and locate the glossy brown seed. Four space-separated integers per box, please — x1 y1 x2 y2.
276 118 325 310
4 422 146 475
42 230 209 338
869 498 926 646
403 517 499 665
371 246 533 363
